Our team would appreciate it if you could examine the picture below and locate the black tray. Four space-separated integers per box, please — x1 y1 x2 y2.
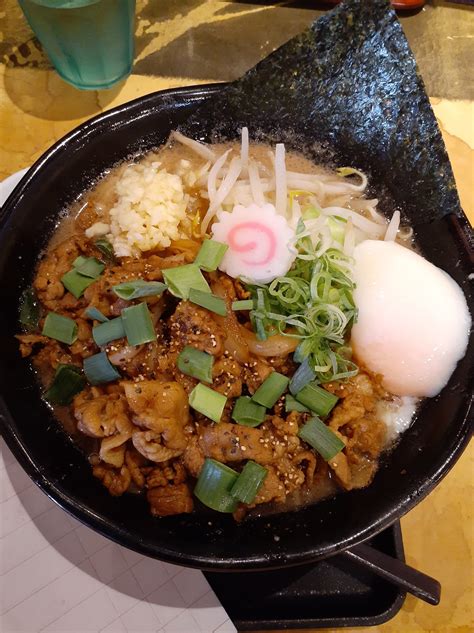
205 522 406 630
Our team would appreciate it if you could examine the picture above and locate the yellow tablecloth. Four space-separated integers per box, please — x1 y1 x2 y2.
0 2 472 632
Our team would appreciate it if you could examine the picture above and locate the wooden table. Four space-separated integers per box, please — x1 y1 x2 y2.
0 2 472 631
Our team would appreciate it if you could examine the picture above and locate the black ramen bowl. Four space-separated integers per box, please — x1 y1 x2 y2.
0 0 473 571
0 83 472 571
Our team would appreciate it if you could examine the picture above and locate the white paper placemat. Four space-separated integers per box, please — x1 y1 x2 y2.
0 170 237 633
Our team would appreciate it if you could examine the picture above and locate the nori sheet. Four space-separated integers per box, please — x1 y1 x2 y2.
181 0 463 224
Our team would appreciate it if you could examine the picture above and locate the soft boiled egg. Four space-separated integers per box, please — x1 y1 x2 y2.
351 240 471 397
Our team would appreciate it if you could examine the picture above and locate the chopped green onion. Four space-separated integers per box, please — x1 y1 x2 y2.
162 264 211 300
252 372 289 408
92 317 125 346
244 233 359 383
72 255 87 268
231 396 266 427
177 346 213 383
189 288 227 316
121 303 156 346
194 458 239 513
85 306 109 322
298 416 345 461
61 269 95 298
289 358 316 395
295 383 339 418
73 256 105 279
112 280 167 300
83 351 120 385
230 461 268 504
45 364 86 405
189 383 227 423
232 300 254 311
42 312 78 345
19 287 40 332
253 314 268 341
285 394 310 413
95 238 116 263
194 239 228 272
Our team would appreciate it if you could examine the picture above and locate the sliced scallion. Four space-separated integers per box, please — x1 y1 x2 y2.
189 288 227 316
162 264 211 299
92 317 125 346
230 461 268 504
231 396 266 427
72 255 87 268
285 394 310 413
83 351 120 385
121 303 156 346
112 280 167 300
194 458 239 513
177 346 213 383
289 358 316 395
194 239 228 272
61 269 95 299
42 312 78 345
253 315 268 341
45 364 86 405
73 256 105 279
85 306 109 322
189 383 227 423
95 238 116 263
252 372 289 408
231 299 254 311
295 383 339 418
298 416 345 461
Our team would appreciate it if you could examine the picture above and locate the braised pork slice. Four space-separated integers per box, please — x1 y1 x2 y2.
168 301 225 356
325 372 387 490
123 380 189 462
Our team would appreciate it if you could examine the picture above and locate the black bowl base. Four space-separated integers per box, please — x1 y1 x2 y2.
205 522 406 630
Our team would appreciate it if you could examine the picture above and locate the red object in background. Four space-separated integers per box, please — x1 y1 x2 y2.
325 0 426 7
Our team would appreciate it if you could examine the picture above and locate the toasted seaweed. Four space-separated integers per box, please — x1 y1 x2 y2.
181 0 462 226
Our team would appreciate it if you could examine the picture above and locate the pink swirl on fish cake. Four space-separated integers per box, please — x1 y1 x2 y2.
227 221 277 266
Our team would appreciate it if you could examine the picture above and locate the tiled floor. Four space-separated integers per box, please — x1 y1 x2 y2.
0 438 236 633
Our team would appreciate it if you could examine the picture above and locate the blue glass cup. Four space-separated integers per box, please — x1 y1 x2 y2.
18 0 136 90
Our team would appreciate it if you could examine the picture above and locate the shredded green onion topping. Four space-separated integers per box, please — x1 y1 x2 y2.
246 222 359 383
